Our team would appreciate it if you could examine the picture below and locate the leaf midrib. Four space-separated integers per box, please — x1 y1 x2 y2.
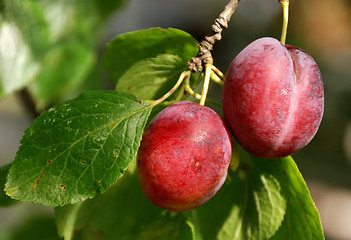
7 100 151 198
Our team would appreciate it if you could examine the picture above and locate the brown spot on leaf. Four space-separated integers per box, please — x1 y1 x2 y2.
57 184 67 190
134 98 143 104
32 179 40 188
47 160 52 164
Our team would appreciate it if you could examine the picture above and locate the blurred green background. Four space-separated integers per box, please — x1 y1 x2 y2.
0 0 350 239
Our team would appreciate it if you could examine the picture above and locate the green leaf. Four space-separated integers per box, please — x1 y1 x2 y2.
29 40 95 110
4 0 50 58
0 21 40 98
5 91 152 207
116 54 187 100
193 146 324 240
102 27 198 85
194 146 287 240
93 0 125 18
55 168 194 240
0 164 17 206
0 0 4 12
270 156 325 240
0 0 125 101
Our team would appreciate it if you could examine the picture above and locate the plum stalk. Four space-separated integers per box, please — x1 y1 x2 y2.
148 0 240 107
188 0 240 105
188 0 240 73
199 63 213 105
279 0 290 45
148 71 190 108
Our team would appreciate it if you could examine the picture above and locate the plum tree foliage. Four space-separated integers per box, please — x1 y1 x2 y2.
1 0 325 239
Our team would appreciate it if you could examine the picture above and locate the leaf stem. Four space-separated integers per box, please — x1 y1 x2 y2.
184 77 202 100
199 63 213 106
280 0 289 45
174 82 186 103
191 73 204 90
211 71 224 86
212 65 225 80
149 71 190 108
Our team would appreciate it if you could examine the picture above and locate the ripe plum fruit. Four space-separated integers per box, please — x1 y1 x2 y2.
137 101 232 211
222 37 324 158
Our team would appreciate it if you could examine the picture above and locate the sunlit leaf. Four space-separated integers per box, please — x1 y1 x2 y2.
0 22 39 97
194 146 286 240
192 146 324 240
4 0 50 58
0 0 125 102
5 91 152 207
270 156 324 240
116 54 187 100
102 27 198 85
29 40 95 110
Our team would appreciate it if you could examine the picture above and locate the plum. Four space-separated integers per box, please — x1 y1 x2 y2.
137 101 232 211
222 37 324 158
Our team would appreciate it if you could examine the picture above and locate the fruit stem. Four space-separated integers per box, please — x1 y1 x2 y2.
185 77 202 100
150 71 190 108
174 82 186 102
280 0 289 45
210 65 225 86
199 63 213 106
211 71 224 86
212 65 225 80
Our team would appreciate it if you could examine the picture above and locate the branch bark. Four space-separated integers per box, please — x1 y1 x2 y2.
188 0 240 72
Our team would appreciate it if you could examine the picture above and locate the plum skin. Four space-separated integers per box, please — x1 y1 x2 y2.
137 101 232 211
222 37 324 158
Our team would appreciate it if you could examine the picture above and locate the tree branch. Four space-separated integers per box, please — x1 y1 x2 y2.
188 0 240 72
